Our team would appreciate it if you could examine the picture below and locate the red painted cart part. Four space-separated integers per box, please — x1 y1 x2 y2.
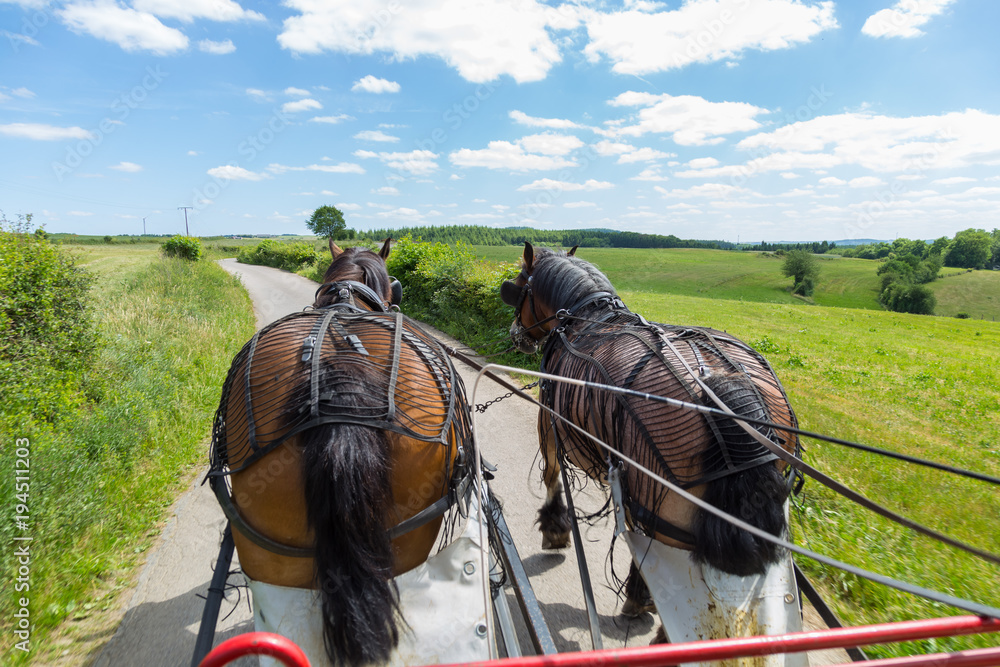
197 632 311 667
432 615 1000 667
827 646 1000 667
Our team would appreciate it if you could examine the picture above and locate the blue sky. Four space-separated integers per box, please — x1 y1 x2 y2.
2 0 1000 242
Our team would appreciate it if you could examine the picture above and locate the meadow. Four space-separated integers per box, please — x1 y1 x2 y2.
472 245 1000 320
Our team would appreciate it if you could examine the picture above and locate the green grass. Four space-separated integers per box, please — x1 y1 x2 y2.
614 291 1000 657
471 245 1000 319
0 246 255 663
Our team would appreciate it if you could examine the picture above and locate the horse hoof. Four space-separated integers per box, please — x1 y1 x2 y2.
541 532 570 550
621 596 656 618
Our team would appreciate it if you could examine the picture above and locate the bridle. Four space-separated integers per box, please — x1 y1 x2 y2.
501 270 561 352
502 270 621 353
314 277 402 312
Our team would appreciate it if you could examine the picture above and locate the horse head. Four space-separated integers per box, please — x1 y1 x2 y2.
501 241 617 354
313 237 402 311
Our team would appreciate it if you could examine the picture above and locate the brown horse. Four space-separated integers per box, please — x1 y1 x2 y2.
500 242 799 617
208 239 474 665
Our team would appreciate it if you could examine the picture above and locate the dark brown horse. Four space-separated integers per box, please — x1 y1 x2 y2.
209 239 474 665
501 242 799 617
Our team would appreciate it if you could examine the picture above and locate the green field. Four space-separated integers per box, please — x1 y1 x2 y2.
472 245 1000 319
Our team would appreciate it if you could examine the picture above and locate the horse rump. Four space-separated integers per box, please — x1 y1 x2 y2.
692 373 789 577
301 371 400 666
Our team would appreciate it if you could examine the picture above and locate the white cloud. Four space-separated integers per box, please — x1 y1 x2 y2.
58 1 189 55
630 168 670 182
267 162 366 175
735 109 1000 174
110 161 143 172
518 132 584 156
617 146 672 164
11 87 35 99
372 186 400 195
564 201 597 208
0 123 92 140
818 176 847 186
687 157 720 169
780 172 801 179
281 98 322 113
655 183 751 199
337 203 362 211
450 141 576 171
198 39 235 54
354 130 400 143
609 91 767 145
583 0 837 74
310 114 354 124
246 88 270 101
848 176 884 188
353 149 438 176
517 178 613 192
284 87 310 96
278 0 576 83
132 0 265 23
862 0 955 39
207 165 270 181
187 150 198 156
509 110 586 130
351 75 401 94
932 176 976 186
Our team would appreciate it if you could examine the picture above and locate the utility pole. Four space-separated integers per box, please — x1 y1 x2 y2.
142 216 147 236
178 206 193 236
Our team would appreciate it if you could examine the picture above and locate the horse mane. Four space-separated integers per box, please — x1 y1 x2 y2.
531 248 616 311
315 246 391 309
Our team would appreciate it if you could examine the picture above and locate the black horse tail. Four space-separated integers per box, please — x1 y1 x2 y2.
301 383 399 665
692 373 789 577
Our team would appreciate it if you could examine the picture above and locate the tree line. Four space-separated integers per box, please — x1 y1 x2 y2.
354 224 733 249
831 228 1000 270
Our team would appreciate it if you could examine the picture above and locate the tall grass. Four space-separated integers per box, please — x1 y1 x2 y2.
0 252 255 662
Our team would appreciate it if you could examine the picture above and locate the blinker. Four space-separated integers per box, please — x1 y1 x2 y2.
500 280 522 307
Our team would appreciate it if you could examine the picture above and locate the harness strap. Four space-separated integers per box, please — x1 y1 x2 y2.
626 498 697 546
661 335 1000 567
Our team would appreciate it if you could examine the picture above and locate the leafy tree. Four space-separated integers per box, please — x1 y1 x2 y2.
929 236 950 257
306 205 347 240
891 237 927 259
880 282 936 315
781 250 820 296
990 228 1000 267
944 228 992 269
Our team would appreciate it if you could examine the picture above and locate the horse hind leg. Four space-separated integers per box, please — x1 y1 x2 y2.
537 420 571 550
620 561 656 617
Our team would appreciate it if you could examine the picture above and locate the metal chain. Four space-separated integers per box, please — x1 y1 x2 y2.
475 380 540 413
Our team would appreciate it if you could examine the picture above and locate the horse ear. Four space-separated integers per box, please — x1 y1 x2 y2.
567 245 578 256
378 238 392 261
329 238 344 259
523 241 534 271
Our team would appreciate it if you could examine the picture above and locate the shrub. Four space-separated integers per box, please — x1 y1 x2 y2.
880 282 936 315
161 235 203 261
237 238 319 272
0 214 99 424
386 236 521 355
955 312 970 319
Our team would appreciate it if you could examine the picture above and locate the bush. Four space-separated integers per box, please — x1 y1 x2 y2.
386 236 521 355
237 238 318 272
0 214 99 425
880 282 936 315
955 312 970 319
161 235 203 261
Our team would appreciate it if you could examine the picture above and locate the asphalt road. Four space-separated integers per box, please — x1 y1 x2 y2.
91 259 843 666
